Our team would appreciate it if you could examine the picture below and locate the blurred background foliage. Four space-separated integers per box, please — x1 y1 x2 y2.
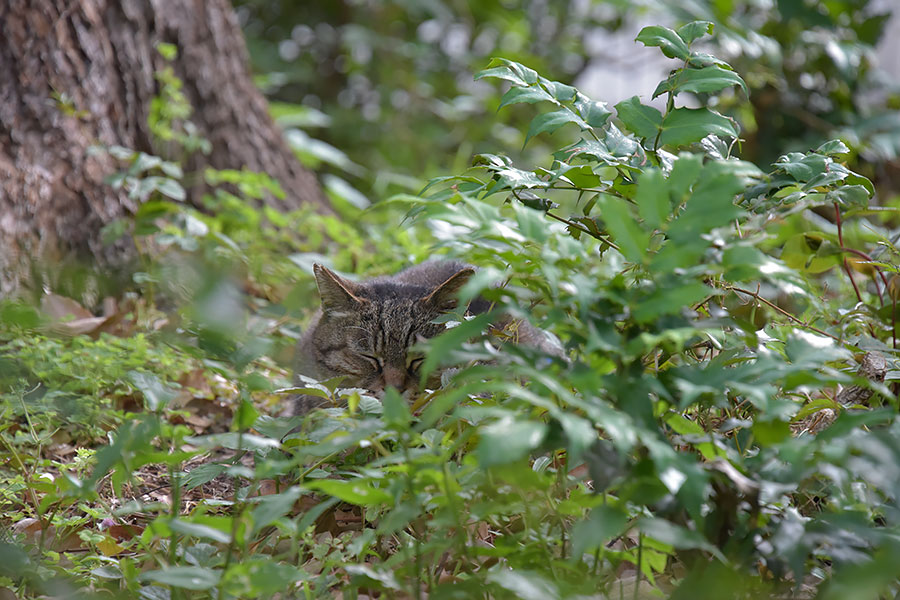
234 0 900 201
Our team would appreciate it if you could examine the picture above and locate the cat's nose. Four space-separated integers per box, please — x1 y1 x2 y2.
382 365 407 389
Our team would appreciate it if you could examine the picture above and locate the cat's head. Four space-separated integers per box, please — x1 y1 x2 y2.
310 264 474 397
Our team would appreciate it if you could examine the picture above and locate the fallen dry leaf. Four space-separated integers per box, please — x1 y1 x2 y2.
41 293 92 321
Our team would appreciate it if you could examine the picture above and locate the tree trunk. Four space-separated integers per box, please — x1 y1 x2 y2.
0 0 329 293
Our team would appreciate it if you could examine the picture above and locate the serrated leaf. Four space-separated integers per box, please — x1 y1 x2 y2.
677 21 714 44
826 184 870 207
658 107 739 148
775 152 827 182
803 163 850 190
491 166 546 191
540 78 577 102
653 66 747 99
603 122 641 156
636 25 691 60
475 59 539 86
525 109 588 145
574 96 612 127
614 96 663 141
559 164 602 189
498 86 555 109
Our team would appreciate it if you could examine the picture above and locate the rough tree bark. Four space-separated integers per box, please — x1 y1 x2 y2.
0 0 329 293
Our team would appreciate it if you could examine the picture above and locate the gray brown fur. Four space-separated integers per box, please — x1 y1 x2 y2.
291 260 560 414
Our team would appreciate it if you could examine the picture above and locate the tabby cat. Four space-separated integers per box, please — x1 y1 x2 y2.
291 260 559 414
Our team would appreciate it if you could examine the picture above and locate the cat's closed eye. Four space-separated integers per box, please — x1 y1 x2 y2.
359 353 383 370
407 356 425 373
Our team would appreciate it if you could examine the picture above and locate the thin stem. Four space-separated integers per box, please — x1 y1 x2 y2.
544 210 621 251
893 291 897 351
633 533 643 600
727 285 842 342
835 202 864 305
839 247 887 307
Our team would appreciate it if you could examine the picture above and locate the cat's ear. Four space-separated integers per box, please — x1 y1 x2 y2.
313 264 364 314
423 267 475 311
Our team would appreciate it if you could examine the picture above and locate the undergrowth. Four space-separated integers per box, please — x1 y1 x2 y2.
2 22 900 600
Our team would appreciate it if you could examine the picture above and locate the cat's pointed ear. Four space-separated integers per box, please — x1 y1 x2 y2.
313 264 364 314
423 267 475 311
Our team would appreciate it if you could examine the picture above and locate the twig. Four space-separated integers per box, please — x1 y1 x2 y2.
727 285 842 342
544 210 621 251
835 202 864 305
839 246 887 307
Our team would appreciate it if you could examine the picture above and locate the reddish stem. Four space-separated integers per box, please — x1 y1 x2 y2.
834 202 864 305
840 247 887 307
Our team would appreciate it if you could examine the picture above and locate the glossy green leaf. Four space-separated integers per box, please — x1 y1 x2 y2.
475 59 539 86
635 25 691 60
498 85 554 109
658 108 739 148
420 312 496 382
525 109 588 145
614 96 663 141
540 78 577 102
574 96 612 127
775 152 827 182
677 20 714 44
816 139 851 156
653 66 747 98
826 184 870 207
